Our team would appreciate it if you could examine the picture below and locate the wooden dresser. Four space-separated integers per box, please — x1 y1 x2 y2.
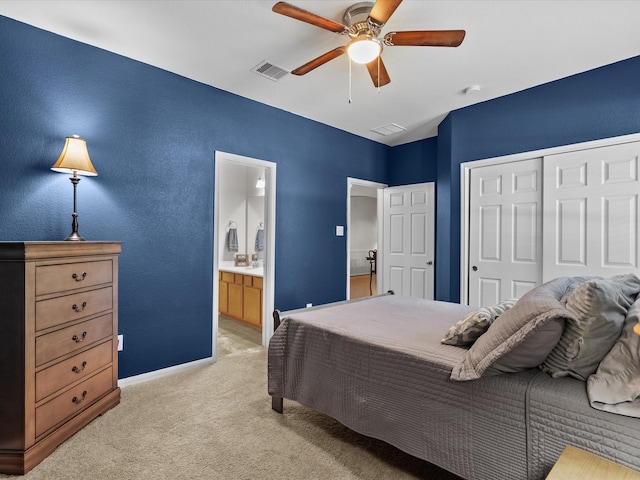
0 242 121 474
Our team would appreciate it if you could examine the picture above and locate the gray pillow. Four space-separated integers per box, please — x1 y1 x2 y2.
450 277 577 381
441 298 518 346
541 274 640 381
587 294 640 417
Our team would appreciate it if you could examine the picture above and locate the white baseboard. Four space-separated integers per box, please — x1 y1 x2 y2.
118 356 215 388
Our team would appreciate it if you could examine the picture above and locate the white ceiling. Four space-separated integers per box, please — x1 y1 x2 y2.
2 1 640 146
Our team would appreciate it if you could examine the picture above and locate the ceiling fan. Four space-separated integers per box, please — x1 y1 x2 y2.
272 0 466 88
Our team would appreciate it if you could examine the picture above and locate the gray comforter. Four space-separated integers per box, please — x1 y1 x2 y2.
268 294 640 480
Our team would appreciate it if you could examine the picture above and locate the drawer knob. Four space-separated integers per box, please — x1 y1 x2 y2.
72 272 87 282
72 301 87 313
72 391 87 404
72 361 87 374
72 331 87 343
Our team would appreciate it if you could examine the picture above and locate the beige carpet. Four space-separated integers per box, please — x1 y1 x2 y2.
2 318 462 480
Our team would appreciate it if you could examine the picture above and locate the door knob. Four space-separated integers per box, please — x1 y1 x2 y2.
472 266 478 271
426 260 433 265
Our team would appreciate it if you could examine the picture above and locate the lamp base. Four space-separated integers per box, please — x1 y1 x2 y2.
65 231 85 241
65 212 85 241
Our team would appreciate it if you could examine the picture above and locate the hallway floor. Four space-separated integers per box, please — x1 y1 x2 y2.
350 273 377 299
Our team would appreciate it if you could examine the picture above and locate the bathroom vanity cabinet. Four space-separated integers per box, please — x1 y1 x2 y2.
218 269 262 329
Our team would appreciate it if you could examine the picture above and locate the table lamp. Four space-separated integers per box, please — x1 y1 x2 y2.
51 135 98 241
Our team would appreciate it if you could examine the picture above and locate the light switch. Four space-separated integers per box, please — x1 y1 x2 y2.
336 225 344 236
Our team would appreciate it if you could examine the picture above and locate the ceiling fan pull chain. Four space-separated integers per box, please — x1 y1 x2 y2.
348 58 352 104
377 56 381 94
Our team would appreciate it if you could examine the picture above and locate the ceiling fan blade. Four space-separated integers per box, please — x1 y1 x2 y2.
384 30 466 47
368 0 403 26
272 2 348 34
366 57 391 87
291 47 346 76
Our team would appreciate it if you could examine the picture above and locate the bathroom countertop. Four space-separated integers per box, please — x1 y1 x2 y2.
219 261 263 277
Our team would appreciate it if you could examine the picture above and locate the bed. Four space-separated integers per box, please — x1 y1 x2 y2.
268 276 640 480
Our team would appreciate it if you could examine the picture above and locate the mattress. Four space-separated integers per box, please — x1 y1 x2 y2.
268 295 540 480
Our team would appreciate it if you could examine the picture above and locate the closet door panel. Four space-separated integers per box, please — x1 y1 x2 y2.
543 141 640 280
468 158 542 306
603 195 637 268
555 198 587 267
513 202 538 263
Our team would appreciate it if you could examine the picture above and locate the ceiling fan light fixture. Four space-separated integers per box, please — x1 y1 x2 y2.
347 35 381 64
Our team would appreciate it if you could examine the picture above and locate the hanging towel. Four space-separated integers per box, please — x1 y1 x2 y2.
227 228 238 252
255 228 264 252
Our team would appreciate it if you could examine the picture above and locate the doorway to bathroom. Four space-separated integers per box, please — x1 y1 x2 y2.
213 151 276 361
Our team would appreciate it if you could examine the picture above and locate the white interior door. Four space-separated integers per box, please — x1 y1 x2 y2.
543 141 640 280
468 158 542 307
382 183 435 299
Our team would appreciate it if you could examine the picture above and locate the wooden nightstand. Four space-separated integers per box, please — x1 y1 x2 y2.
546 445 640 479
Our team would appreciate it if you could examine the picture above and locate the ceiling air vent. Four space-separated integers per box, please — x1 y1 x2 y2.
371 123 407 136
251 61 289 81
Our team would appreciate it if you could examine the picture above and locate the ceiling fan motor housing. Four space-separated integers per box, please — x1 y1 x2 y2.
343 2 382 37
343 1 383 63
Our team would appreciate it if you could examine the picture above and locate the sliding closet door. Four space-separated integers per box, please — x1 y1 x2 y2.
543 141 640 280
468 159 543 307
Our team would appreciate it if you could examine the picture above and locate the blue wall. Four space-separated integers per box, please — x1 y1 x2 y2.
434 56 640 302
3 14 640 377
0 17 388 378
386 136 437 186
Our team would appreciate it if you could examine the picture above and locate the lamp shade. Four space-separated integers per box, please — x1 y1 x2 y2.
51 136 98 176
347 36 382 64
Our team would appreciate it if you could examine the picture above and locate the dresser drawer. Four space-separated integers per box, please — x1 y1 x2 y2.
35 287 112 331
36 341 113 402
36 260 113 296
36 313 113 366
35 367 113 438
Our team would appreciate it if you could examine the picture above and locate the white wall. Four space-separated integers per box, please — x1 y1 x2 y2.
350 196 377 275
218 162 265 262
247 196 265 259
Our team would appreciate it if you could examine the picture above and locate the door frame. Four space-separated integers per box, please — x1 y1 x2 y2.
213 151 277 361
460 132 640 305
346 177 387 299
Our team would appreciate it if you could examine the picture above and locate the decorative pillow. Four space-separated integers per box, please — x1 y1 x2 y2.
587 294 640 418
441 298 518 346
558 275 602 305
450 277 578 381
541 274 640 381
